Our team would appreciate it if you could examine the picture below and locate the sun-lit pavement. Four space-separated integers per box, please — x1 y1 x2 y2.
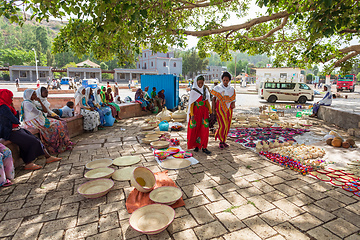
1 115 360 240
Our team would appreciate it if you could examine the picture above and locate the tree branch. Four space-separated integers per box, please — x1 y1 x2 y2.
180 11 291 37
334 51 359 67
339 29 360 34
243 16 289 41
263 38 306 44
175 0 234 10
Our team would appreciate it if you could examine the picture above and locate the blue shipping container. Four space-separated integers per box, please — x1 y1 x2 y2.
140 75 179 110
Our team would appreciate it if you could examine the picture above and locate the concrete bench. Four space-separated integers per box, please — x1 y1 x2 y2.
17 88 75 94
317 106 360 130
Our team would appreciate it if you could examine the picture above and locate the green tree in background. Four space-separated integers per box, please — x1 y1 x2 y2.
181 49 209 79
227 60 249 77
100 62 108 70
312 66 319 76
63 62 77 68
0 48 34 66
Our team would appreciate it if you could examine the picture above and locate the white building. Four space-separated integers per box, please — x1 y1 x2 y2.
9 66 52 82
201 66 227 81
254 67 305 89
114 68 158 82
136 49 182 76
67 67 102 82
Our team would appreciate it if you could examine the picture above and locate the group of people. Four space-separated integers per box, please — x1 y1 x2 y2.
187 72 236 154
135 87 166 112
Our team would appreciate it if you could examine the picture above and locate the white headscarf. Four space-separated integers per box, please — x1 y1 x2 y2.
93 87 102 105
22 89 42 122
34 87 55 115
319 84 332 105
75 86 85 107
187 75 211 122
212 73 236 109
23 89 35 101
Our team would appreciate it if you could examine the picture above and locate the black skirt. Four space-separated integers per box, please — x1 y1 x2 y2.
9 128 45 164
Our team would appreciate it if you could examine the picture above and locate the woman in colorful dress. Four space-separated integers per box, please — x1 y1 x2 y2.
211 72 236 149
93 87 112 125
0 144 14 186
187 75 212 154
135 88 149 111
0 89 61 171
75 86 100 131
158 89 166 108
101 86 118 119
106 87 121 118
21 89 73 154
85 87 106 127
310 84 332 117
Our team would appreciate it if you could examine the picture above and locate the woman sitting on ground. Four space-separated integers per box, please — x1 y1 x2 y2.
310 84 332 117
21 89 73 154
35 87 60 119
74 86 101 131
135 88 149 111
158 89 166 108
0 89 61 171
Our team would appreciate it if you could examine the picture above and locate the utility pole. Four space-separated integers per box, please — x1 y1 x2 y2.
234 55 237 89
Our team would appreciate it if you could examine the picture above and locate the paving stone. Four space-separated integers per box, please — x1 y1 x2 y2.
274 222 310 240
107 189 125 203
190 206 215 224
0 218 23 237
266 235 286 240
118 208 131 221
262 191 285 202
346 202 360 215
181 185 203 198
184 195 210 209
167 214 198 234
247 195 275 212
323 218 359 238
243 215 277 238
242 173 264 182
286 193 314 207
194 221 228 240
273 198 305 218
314 197 346 212
223 228 261 240
259 209 290 227
301 204 336 222
215 212 245 231
201 188 224 202
77 207 99 225
147 230 172 240
251 180 275 193
333 208 360 228
87 228 123 240
307 226 342 240
263 176 285 185
290 213 323 231
57 202 79 219
40 216 77 234
325 190 357 205
222 191 247 206
12 222 43 240
80 196 107 209
216 183 239 194
39 198 62 213
231 177 252 189
99 212 119 232
310 181 334 192
232 204 261 220
205 199 232 214
172 229 198 240
298 185 327 200
22 211 58 225
22 194 46 208
99 201 125 214
0 200 25 212
273 183 300 196
237 186 263 198
38 230 64 240
4 205 39 220
174 206 189 218
345 233 360 240
64 222 98 240
120 219 146 239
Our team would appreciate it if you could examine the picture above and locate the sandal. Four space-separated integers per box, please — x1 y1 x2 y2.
219 143 225 149
46 156 62 164
223 143 229 148
2 179 13 187
24 163 42 171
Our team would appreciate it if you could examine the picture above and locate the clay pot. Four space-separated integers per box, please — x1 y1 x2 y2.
326 138 333 146
342 141 350 149
346 138 355 147
332 137 343 147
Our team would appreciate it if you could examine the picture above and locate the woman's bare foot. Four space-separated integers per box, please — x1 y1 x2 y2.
46 156 62 164
24 163 42 170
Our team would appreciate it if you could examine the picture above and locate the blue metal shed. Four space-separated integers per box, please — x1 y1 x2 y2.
141 75 179 110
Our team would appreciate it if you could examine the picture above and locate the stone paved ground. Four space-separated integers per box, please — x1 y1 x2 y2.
1 116 360 240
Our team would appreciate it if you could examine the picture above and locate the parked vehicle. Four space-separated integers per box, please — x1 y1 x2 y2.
82 78 99 89
336 74 356 92
258 80 314 103
60 77 72 85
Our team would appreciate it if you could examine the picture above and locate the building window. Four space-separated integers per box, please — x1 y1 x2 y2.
163 62 166 67
151 62 153 67
144 63 147 69
39 72 46 78
75 72 81 77
144 53 146 58
90 72 96 78
133 74 136 78
119 73 125 79
138 64 140 69
167 53 169 58
280 73 287 78
20 71 27 78
216 74 218 77
173 62 176 67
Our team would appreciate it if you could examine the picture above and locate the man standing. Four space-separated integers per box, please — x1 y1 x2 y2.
15 78 19 88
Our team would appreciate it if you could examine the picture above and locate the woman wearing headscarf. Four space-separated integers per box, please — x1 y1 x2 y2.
85 87 106 127
187 75 212 154
35 87 59 118
100 86 118 119
310 84 332 117
105 87 121 119
211 72 236 149
135 88 149 111
74 86 100 131
158 89 166 108
21 89 72 154
0 89 61 171
93 86 112 125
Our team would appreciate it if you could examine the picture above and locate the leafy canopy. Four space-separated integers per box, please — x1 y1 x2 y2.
1 0 359 72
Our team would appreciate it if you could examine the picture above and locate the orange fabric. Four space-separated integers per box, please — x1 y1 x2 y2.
126 171 185 213
211 90 235 111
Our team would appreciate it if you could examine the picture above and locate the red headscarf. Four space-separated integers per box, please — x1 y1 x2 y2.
0 89 19 128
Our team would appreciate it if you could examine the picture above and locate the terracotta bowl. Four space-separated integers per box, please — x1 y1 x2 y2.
149 186 182 205
129 204 175 235
85 158 113 169
77 178 114 199
84 167 115 179
130 167 156 193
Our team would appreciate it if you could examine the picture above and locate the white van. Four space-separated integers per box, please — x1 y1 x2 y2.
259 80 314 103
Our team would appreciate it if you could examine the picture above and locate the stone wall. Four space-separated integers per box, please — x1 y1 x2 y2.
317 106 360 130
